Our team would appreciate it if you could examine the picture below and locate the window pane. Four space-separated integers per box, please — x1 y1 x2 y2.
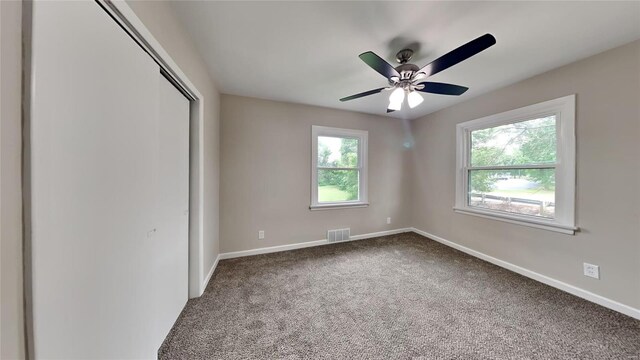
471 116 556 167
318 136 359 168
468 169 555 218
318 169 359 202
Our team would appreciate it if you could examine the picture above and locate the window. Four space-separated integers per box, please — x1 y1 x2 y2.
311 126 368 209
455 95 577 234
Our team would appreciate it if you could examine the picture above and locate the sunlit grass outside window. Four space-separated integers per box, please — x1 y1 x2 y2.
317 136 360 203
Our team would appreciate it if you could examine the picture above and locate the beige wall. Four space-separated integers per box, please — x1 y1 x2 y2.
1 0 25 358
126 1 221 276
410 40 640 309
220 95 413 253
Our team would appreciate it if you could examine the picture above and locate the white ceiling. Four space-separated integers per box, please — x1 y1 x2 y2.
170 1 640 120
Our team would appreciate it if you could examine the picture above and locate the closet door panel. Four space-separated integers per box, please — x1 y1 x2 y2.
154 75 190 347
30 1 159 358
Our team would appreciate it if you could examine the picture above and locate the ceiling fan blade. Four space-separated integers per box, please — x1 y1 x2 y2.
340 87 386 102
359 51 400 80
417 34 496 78
416 82 469 96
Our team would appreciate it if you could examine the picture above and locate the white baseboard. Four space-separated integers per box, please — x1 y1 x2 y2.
218 228 412 260
410 227 640 320
209 226 639 320
199 254 220 296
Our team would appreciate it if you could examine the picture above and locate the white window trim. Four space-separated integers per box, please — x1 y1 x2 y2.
310 126 368 210
454 94 578 235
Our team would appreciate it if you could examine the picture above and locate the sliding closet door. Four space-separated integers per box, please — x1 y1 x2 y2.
154 75 190 345
30 1 160 358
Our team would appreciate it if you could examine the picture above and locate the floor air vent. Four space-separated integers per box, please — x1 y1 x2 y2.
327 228 350 242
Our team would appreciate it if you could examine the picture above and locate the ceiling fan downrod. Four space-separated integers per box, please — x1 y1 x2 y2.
395 48 414 64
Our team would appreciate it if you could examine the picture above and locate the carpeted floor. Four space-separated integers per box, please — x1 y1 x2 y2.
159 232 640 359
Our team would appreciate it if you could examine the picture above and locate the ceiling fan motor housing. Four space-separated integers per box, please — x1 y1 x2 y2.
394 63 420 81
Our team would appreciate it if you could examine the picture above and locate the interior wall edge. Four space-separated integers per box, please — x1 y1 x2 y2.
200 254 220 296
1 0 26 358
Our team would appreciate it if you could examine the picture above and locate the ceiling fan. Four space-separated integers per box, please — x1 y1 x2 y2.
340 33 496 113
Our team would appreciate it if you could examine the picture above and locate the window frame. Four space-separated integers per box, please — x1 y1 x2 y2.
454 95 577 234
310 125 369 210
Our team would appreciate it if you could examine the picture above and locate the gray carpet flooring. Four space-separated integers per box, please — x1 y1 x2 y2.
159 232 640 359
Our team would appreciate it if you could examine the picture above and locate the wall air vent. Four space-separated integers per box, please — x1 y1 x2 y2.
327 228 350 242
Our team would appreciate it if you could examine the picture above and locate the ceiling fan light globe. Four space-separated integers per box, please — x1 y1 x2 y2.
388 99 402 111
408 91 424 108
389 87 405 103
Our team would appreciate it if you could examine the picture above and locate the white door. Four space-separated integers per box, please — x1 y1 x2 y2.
154 75 190 346
29 1 188 358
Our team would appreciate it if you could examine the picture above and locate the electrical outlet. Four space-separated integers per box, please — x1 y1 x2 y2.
583 263 600 279
386 217 391 224
258 230 265 240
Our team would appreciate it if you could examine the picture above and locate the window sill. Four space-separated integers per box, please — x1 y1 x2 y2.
309 202 369 211
453 207 578 235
